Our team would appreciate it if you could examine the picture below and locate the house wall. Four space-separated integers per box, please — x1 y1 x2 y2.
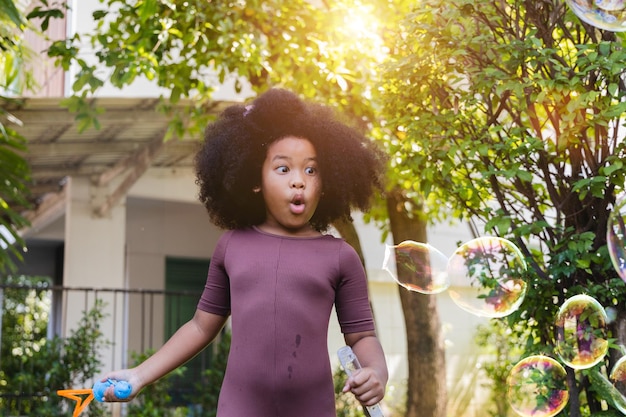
21 1 66 97
124 196 220 355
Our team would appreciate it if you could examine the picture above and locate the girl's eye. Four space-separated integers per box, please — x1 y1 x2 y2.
305 167 317 175
276 166 289 173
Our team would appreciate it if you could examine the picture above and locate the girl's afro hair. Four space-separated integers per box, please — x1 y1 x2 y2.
195 88 386 231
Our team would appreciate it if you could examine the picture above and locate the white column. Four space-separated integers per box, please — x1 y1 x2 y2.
62 176 126 417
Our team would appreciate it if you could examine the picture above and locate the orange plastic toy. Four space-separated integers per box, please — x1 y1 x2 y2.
57 388 94 417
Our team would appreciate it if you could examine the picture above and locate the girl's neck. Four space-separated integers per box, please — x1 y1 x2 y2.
255 222 322 238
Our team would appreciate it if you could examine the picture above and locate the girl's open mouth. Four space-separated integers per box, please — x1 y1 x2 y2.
290 196 305 214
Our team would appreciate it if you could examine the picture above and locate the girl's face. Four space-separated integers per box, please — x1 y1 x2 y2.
257 136 322 236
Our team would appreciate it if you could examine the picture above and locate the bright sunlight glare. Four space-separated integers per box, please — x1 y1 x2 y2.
341 5 388 62
0 225 16 250
344 7 378 38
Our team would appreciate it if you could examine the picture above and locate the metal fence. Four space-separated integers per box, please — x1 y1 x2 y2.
0 282 216 415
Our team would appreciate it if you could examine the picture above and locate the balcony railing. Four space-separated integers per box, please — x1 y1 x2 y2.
0 282 217 415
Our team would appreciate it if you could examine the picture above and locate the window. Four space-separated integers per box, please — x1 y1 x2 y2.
165 257 211 405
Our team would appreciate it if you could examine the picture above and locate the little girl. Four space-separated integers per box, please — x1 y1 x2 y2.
100 88 388 416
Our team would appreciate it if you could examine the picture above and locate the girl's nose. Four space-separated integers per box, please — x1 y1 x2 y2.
291 175 305 188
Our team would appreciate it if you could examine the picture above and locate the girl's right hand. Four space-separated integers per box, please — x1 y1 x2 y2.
97 369 141 402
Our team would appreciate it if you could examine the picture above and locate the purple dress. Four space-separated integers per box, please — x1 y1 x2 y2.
197 227 375 417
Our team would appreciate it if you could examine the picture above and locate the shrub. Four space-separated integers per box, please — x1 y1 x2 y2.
0 276 108 416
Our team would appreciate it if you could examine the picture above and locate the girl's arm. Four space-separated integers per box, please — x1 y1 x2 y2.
342 330 388 407
101 309 228 401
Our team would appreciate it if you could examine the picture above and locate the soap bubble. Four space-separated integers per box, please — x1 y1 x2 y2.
507 355 569 417
566 0 626 31
609 356 626 414
447 236 527 318
610 356 626 382
608 196 626 282
383 241 449 294
555 294 608 370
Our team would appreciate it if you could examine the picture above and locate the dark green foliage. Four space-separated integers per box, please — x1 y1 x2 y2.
0 113 31 273
126 349 187 417
186 331 230 417
25 1 67 32
0 277 108 416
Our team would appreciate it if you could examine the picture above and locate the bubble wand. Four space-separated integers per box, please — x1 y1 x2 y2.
57 379 132 417
338 346 385 417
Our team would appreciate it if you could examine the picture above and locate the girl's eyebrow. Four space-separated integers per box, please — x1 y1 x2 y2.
271 154 290 162
271 155 318 162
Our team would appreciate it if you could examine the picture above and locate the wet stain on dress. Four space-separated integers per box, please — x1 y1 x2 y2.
293 334 302 357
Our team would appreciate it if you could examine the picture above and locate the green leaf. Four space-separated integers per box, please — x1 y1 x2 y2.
0 0 24 26
516 170 533 182
137 0 158 22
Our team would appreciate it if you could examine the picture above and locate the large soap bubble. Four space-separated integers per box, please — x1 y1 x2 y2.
383 241 449 294
447 236 528 318
507 355 569 417
608 196 626 282
554 294 608 370
566 0 626 31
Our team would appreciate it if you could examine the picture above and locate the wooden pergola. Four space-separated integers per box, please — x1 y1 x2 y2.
2 97 236 234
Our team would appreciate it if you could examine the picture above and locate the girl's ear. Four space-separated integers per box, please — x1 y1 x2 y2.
252 186 261 193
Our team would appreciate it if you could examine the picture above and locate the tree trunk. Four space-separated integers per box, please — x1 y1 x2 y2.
333 218 379 329
386 188 447 417
333 217 366 267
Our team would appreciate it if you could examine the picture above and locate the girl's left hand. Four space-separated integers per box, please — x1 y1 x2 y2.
342 367 385 406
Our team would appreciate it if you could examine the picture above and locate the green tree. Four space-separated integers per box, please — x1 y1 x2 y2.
0 0 32 273
381 0 626 415
44 1 447 416
0 0 65 273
